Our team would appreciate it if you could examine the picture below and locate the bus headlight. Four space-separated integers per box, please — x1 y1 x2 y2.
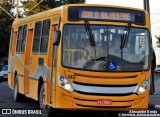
58 73 74 92
137 79 150 95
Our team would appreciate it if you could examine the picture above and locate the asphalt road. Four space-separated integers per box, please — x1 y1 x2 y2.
154 73 160 94
0 73 160 117
154 73 160 81
0 81 118 117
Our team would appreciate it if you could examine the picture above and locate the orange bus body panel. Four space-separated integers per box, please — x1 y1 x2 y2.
8 4 151 111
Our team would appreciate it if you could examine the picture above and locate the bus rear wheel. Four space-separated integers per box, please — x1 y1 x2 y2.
39 84 55 117
13 78 21 102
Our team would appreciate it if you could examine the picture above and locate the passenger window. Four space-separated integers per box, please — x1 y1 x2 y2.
32 19 50 54
9 28 14 52
21 25 27 53
16 25 28 53
16 26 23 53
33 21 42 53
40 19 51 53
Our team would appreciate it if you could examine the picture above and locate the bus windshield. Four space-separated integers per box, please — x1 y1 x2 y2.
62 25 150 72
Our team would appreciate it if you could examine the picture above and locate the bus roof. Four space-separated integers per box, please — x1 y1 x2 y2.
13 4 146 26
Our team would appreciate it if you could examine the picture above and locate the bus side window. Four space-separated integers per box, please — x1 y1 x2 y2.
32 21 42 53
16 25 28 53
21 25 27 53
40 19 51 53
9 28 14 53
32 19 51 54
16 26 23 53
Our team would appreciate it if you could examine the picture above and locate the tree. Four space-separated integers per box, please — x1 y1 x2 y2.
21 0 60 16
155 35 160 48
21 0 85 16
0 0 14 57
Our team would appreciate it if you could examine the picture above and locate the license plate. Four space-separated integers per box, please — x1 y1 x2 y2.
97 99 112 105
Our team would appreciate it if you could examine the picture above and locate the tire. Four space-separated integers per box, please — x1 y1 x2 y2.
0 78 2 83
13 78 22 102
39 84 55 117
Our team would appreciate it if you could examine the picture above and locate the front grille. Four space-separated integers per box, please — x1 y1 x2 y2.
75 91 135 96
73 81 137 87
72 81 138 96
76 104 131 108
74 73 138 79
72 74 139 109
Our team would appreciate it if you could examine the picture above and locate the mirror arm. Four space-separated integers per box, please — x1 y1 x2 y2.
58 17 61 30
52 17 61 46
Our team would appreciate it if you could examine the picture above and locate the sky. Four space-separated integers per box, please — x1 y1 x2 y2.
86 0 160 64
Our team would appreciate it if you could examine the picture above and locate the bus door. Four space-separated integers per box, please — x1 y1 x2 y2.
14 25 28 94
29 19 51 100
8 29 17 88
47 25 58 104
24 29 34 94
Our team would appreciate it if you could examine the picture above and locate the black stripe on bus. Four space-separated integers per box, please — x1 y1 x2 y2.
75 91 136 96
76 104 131 108
74 98 134 102
73 81 137 87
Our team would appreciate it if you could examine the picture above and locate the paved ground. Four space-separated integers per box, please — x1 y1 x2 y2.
0 73 160 117
154 73 160 94
148 73 160 112
0 81 114 117
0 81 41 117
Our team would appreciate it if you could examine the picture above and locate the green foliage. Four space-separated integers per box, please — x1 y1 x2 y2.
155 35 160 48
21 0 61 16
0 0 14 57
21 0 85 16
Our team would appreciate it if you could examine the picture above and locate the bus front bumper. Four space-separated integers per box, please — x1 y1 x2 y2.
55 88 149 111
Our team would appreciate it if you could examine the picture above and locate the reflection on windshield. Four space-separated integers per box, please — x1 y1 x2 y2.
62 25 150 72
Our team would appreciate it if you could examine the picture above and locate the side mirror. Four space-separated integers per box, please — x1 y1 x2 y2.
52 29 61 45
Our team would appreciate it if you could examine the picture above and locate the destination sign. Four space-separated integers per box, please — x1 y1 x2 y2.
80 11 132 21
68 6 145 25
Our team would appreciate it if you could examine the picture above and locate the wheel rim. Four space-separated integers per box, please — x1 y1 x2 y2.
14 82 17 99
40 89 47 109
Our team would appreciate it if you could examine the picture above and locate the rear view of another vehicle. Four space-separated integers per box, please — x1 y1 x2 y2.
0 65 8 83
155 65 160 74
0 62 3 71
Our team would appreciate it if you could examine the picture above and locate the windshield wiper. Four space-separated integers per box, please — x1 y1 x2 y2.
121 22 132 48
84 20 96 61
120 22 132 59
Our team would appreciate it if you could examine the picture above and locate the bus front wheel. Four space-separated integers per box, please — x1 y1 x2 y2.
39 84 55 117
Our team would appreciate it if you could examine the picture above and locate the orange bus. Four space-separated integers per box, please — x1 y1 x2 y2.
8 4 151 116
